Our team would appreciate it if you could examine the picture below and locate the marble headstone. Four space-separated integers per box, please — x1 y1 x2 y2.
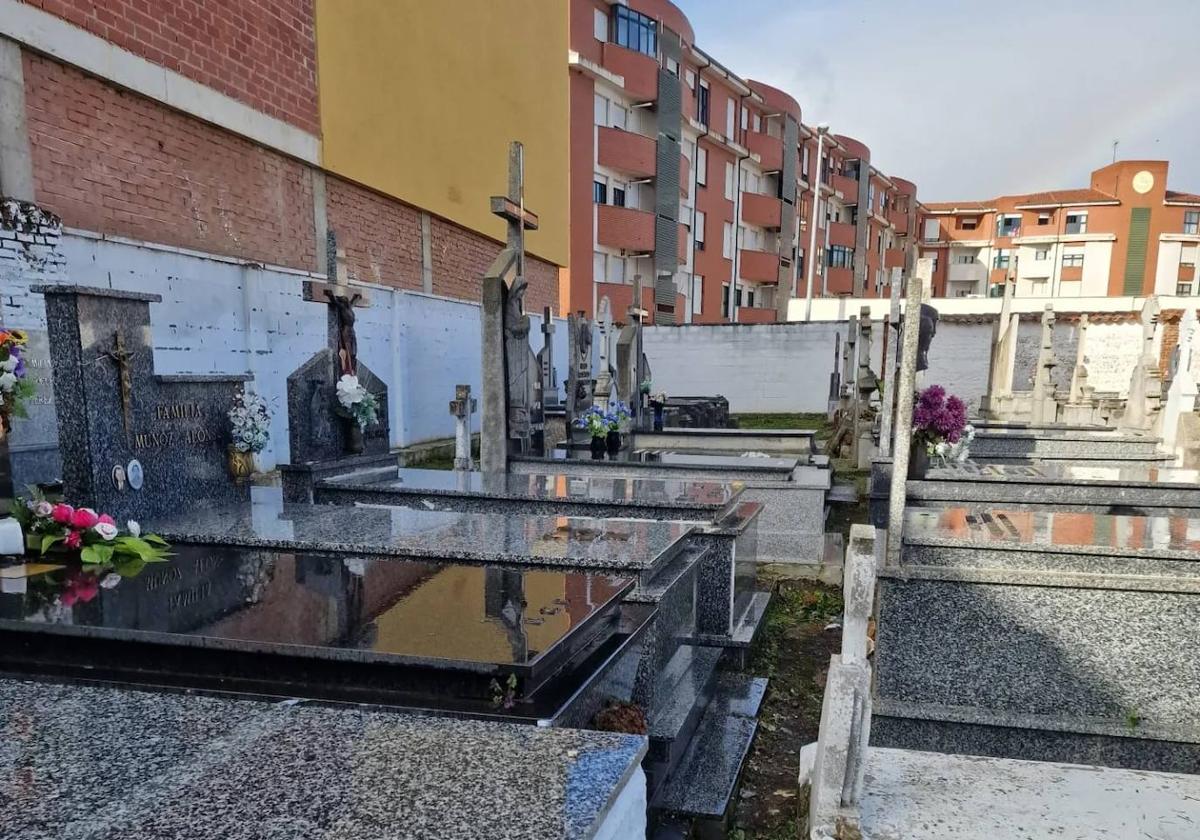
34 285 251 522
286 348 390 464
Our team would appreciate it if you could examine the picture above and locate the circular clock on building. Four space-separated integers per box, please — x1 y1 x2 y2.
1132 170 1155 194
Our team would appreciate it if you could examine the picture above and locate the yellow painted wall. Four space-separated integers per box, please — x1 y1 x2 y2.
316 0 569 267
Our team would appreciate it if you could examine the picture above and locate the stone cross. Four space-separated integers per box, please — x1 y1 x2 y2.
480 141 540 472
593 296 614 411
1069 314 1091 403
448 384 478 471
1121 296 1163 432
303 233 371 377
878 267 903 457
538 307 560 411
565 311 594 441
1030 304 1058 424
826 331 842 421
851 308 876 468
1164 309 1199 455
983 277 1017 417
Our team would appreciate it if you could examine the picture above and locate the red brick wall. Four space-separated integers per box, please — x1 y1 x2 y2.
20 0 318 133
431 217 558 312
326 177 422 290
23 53 318 271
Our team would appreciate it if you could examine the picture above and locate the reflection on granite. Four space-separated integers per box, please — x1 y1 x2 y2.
147 486 693 572
0 679 646 840
540 449 800 472
905 508 1200 558
928 463 1200 487
322 466 743 511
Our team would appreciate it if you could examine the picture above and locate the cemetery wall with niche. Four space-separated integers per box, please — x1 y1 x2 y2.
644 318 1181 414
3 230 577 478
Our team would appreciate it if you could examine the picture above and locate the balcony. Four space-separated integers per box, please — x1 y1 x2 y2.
742 192 782 229
597 127 656 179
746 132 783 172
830 172 858 201
601 43 657 102
737 306 776 324
597 204 655 252
829 221 857 248
739 248 780 282
596 282 685 325
825 266 853 295
887 208 909 234
884 248 905 270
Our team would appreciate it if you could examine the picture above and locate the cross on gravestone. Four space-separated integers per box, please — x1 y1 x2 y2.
98 329 138 445
537 307 560 412
303 234 372 378
1030 305 1058 424
1122 296 1163 432
449 384 478 471
480 141 541 472
593 296 614 411
565 310 595 442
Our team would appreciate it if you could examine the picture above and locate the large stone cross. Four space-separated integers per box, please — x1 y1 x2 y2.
480 141 541 472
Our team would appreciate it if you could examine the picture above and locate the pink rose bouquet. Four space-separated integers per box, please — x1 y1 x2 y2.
14 494 171 570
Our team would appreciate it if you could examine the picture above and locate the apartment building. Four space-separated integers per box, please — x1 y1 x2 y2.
920 160 1200 299
568 0 919 324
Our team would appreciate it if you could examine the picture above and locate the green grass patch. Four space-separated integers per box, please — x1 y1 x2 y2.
731 412 831 437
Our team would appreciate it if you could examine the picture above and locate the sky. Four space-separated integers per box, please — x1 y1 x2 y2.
680 0 1200 201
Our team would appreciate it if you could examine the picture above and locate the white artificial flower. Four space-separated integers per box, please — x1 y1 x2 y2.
336 374 365 408
935 442 949 456
0 372 15 391
0 356 16 373
33 500 54 518
94 522 119 541
99 573 121 589
126 520 141 538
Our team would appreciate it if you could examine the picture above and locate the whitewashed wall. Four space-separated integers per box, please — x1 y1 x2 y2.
10 232 574 468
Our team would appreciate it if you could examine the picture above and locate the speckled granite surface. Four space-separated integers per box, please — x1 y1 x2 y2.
148 486 692 573
0 679 646 840
926 463 1200 487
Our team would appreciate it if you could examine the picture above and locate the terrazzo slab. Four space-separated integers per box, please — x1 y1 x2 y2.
0 679 646 840
147 486 692 574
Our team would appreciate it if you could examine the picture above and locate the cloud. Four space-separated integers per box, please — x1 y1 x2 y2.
679 0 1200 200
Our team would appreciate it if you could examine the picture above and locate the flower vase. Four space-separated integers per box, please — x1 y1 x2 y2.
590 436 606 460
343 419 365 455
227 445 254 482
907 442 930 480
605 430 622 456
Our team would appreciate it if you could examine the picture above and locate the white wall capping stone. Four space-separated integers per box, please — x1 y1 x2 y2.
0 0 320 165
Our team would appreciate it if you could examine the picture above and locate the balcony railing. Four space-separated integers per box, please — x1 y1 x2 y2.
741 192 782 229
739 248 780 282
830 172 858 201
597 204 655 252
887 207 909 234
746 132 783 171
601 43 658 102
824 266 853 295
884 248 905 270
597 127 656 179
829 221 856 248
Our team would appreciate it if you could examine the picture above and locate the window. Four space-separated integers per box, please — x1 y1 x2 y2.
800 145 810 180
997 215 1021 237
1034 248 1049 261
697 81 710 126
593 94 606 126
593 252 605 282
724 162 735 201
685 68 696 89
725 99 735 138
722 283 729 315
722 222 734 259
614 5 656 57
696 147 708 186
1185 211 1199 235
868 184 876 211
753 114 761 133
922 218 941 242
692 275 704 314
827 245 854 269
954 255 975 264
610 103 627 131
612 186 626 207
694 210 706 250
607 254 626 284
1037 212 1051 226
665 56 679 75
1061 253 1084 267
1065 212 1087 234
594 94 627 130
593 9 608 41
593 179 607 204
957 217 978 231
993 249 1010 270
1178 282 1193 296
740 106 749 132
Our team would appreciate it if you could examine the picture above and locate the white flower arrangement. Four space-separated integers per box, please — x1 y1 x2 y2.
228 390 272 454
335 374 380 431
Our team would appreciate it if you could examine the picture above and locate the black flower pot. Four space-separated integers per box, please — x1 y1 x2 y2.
908 441 930 480
344 420 365 455
606 430 622 455
590 436 606 460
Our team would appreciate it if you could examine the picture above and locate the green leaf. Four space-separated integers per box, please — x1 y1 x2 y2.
141 534 170 547
79 545 100 565
39 534 63 555
92 543 115 564
113 557 146 578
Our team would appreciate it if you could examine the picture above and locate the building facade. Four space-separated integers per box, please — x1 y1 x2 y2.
920 160 1200 300
568 0 919 325
0 0 566 313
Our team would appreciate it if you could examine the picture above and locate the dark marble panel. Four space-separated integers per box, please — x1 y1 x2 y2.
285 348 389 465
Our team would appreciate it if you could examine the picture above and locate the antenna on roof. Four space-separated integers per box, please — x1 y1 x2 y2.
1112 140 1119 163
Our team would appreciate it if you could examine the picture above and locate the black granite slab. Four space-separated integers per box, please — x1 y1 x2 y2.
147 486 694 575
540 449 800 473
286 347 389 464
926 463 1200 487
0 678 647 839
315 466 744 521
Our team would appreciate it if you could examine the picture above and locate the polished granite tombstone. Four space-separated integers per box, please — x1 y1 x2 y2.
872 505 1200 773
518 448 802 481
632 427 818 459
0 544 637 722
33 285 250 522
0 678 648 840
968 427 1165 462
314 466 745 522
